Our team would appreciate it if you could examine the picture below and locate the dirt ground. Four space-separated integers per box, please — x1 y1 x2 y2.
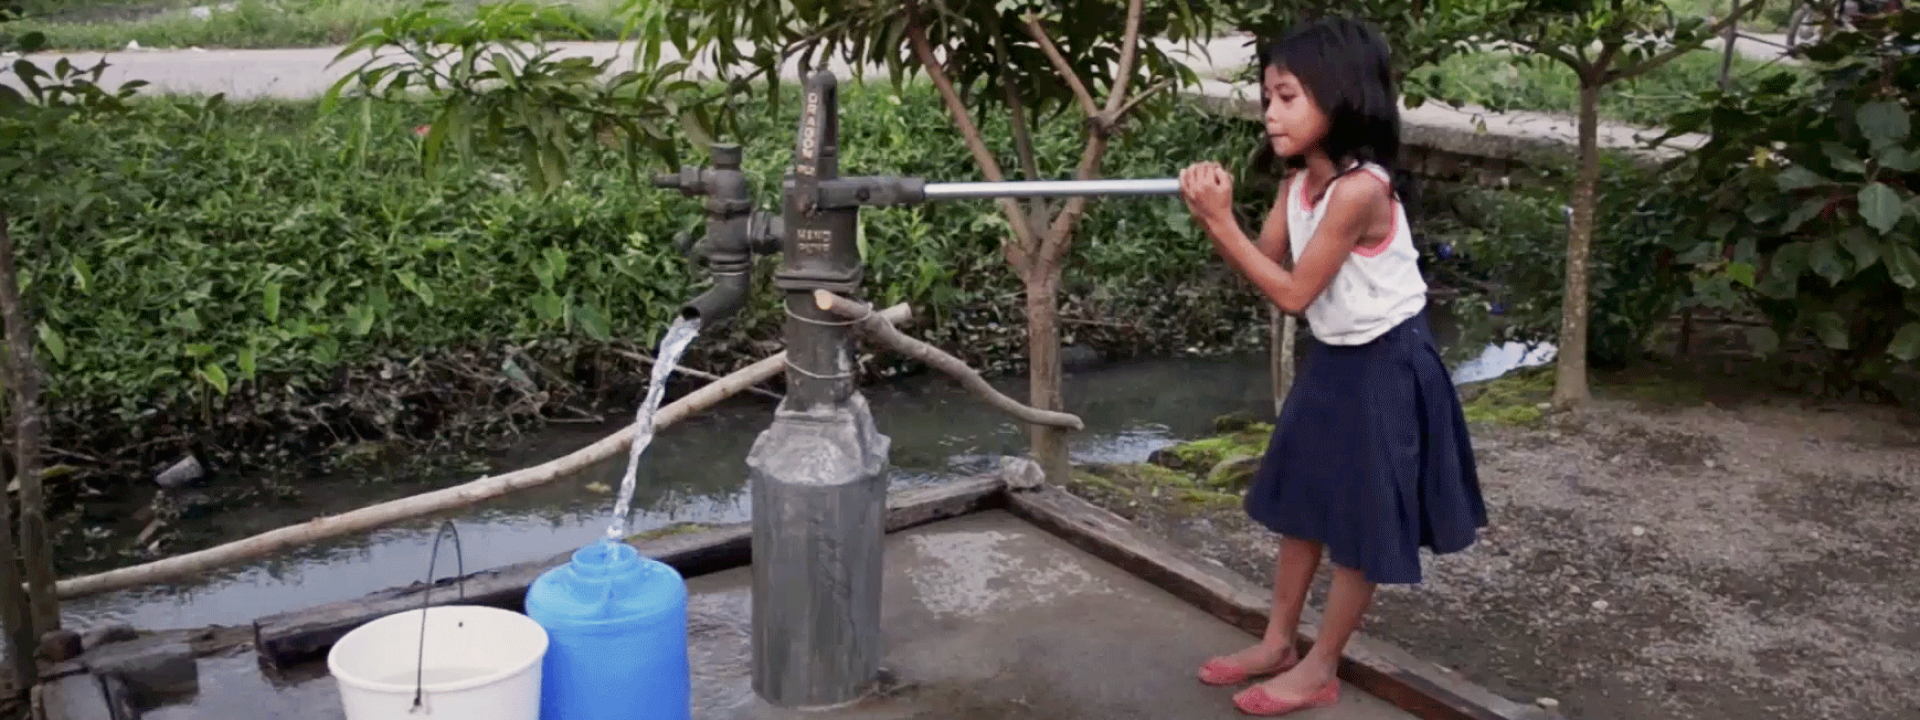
1067 363 1920 720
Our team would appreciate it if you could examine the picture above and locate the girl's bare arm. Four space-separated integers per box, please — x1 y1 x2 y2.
1203 176 1390 314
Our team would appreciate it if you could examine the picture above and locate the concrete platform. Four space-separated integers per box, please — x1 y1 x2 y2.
145 510 1416 720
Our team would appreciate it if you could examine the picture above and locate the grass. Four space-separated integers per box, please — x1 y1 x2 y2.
1459 366 1555 426
1419 45 1808 127
1667 0 1801 32
9 0 1805 52
7 0 633 50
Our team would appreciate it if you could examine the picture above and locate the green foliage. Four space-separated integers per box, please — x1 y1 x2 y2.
657 0 1218 126
1418 46 1804 126
1224 0 1490 106
1452 0 1739 76
4 0 636 52
1661 10 1920 394
323 0 734 192
1424 159 1693 368
1 81 1259 469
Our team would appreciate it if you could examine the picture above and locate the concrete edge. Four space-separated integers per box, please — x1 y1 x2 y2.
1003 484 1571 720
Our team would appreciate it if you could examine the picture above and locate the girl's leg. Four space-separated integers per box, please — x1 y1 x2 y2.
1245 562 1376 700
1199 535 1321 680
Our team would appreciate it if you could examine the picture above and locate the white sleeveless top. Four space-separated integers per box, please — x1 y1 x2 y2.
1285 163 1427 346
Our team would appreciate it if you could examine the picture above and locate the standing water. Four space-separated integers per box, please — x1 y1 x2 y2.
604 315 703 540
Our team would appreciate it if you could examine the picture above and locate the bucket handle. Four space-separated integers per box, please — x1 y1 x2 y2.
410 520 467 713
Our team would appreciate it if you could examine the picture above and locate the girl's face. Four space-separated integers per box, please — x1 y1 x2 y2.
1262 65 1328 159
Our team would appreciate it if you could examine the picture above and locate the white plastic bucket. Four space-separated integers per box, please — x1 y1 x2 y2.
327 604 549 720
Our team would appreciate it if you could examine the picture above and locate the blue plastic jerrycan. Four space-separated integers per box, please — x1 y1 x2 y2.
524 539 690 720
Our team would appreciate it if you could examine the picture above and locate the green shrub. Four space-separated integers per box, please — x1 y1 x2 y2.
3 82 1260 472
1420 158 1694 369
1660 13 1920 401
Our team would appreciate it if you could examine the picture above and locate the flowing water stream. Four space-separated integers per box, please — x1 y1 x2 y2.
605 316 702 541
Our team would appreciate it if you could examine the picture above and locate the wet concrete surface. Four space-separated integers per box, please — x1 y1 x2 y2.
145 510 1418 720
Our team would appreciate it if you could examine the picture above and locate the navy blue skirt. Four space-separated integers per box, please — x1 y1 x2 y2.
1244 311 1487 585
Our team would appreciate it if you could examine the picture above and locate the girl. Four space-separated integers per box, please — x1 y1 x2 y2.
1177 16 1488 717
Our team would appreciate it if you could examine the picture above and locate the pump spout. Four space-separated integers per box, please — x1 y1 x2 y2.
654 142 783 328
679 268 751 325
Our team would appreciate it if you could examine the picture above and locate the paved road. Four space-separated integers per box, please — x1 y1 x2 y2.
0 29 1793 102
0 36 1261 100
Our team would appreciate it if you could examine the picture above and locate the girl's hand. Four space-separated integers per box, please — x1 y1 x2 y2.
1180 162 1234 231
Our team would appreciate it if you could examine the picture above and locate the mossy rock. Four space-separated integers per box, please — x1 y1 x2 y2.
1211 411 1264 434
1076 461 1194 489
1459 365 1554 426
1203 454 1263 491
1069 462 1240 510
1147 424 1273 474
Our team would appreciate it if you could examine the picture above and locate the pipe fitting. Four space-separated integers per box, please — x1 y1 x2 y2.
679 267 752 325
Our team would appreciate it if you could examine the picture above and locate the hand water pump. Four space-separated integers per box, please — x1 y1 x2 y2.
653 69 1181 710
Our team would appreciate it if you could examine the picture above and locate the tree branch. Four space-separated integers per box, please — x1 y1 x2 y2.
1587 40 1623 85
992 30 1043 184
813 290 1085 431
1039 117 1117 261
1512 36 1589 72
1020 14 1100 119
1101 0 1147 115
1033 0 1144 261
905 7 1039 271
1114 79 1172 122
1613 2 1764 80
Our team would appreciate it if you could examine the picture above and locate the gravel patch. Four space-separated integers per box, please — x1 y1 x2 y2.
1072 394 1920 720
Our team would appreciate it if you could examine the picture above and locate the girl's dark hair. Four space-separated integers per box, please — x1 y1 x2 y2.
1255 16 1417 210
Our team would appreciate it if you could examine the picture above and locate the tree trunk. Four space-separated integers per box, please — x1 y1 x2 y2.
1023 271 1069 483
1719 0 1741 90
0 214 57 637
1554 81 1602 408
0 440 30 693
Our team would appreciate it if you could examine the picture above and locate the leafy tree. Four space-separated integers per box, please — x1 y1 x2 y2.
1660 10 1920 399
321 0 742 193
1 12 150 691
1448 0 1761 408
656 0 1233 481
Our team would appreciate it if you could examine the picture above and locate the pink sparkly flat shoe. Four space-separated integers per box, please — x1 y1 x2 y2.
1196 646 1300 686
1231 681 1340 716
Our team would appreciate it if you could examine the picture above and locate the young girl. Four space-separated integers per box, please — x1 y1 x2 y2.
1177 16 1488 717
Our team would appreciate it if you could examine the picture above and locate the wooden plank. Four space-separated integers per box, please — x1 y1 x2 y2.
251 475 1006 669
1005 485 1561 720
